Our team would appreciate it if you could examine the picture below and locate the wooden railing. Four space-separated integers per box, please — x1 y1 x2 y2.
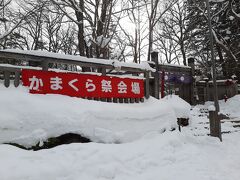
0 64 22 87
0 49 155 103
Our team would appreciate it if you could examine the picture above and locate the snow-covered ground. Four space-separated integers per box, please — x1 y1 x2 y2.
1 85 240 180
0 85 178 146
1 131 239 180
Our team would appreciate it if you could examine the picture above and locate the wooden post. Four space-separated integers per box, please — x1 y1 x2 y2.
206 0 220 112
100 98 107 102
144 71 150 99
113 98 118 103
107 98 113 102
101 68 106 76
4 71 10 88
151 51 159 99
41 60 48 71
209 108 222 141
130 98 135 103
119 98 124 103
161 70 165 98
188 58 195 105
14 71 21 87
135 98 140 103
206 80 210 101
94 97 100 101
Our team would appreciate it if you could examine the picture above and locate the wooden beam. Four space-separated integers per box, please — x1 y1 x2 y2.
41 60 49 71
158 64 191 73
14 71 21 87
209 110 222 141
144 71 150 99
151 52 159 99
0 51 113 70
0 65 22 72
0 51 148 73
4 71 10 88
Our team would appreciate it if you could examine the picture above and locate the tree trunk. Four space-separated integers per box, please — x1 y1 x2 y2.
133 27 138 63
96 0 109 59
76 0 85 57
148 24 153 61
216 45 227 77
180 42 187 66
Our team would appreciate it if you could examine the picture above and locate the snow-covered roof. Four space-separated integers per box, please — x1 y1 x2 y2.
1 92 240 179
143 61 191 69
0 49 155 73
0 85 177 146
159 63 191 69
0 63 145 79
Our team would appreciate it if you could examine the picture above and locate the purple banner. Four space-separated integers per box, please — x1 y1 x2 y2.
159 71 192 84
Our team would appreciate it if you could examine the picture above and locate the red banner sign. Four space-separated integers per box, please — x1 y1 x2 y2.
22 69 144 98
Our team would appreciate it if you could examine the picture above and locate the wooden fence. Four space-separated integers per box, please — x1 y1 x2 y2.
0 49 155 103
196 80 238 103
158 64 193 104
148 55 195 105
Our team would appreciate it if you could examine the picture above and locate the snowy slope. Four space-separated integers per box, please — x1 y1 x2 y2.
1 24 240 180
0 131 239 180
219 95 240 118
2 49 155 72
0 84 240 180
0 85 177 147
163 95 191 118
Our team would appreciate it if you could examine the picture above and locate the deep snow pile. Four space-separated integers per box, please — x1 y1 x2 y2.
0 131 240 180
0 85 178 147
219 95 240 118
191 95 240 135
1 85 240 180
163 95 191 118
201 95 240 119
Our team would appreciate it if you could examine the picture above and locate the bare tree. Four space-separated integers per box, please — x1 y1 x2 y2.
155 0 199 65
49 0 86 57
155 31 181 64
49 0 124 60
187 0 240 80
230 0 240 20
143 0 177 61
113 0 148 63
43 10 65 53
0 0 36 48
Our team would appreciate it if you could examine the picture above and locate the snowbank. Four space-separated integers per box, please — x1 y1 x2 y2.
1 86 240 180
1 49 155 72
219 95 240 118
0 131 239 180
162 95 191 119
0 84 177 147
203 95 240 118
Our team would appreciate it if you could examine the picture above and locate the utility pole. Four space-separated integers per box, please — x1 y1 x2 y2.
137 0 141 63
206 0 222 141
3 0 7 49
